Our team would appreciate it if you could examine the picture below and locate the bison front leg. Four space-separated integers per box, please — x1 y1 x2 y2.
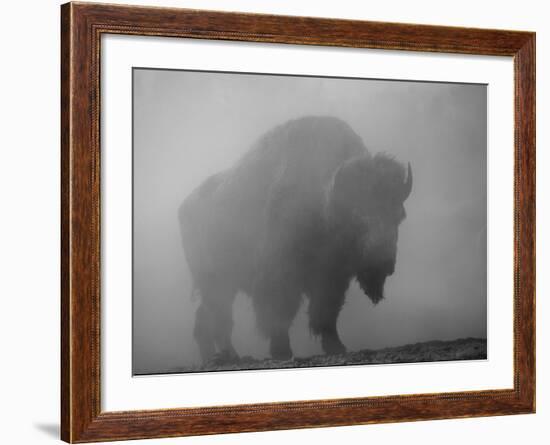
307 285 347 356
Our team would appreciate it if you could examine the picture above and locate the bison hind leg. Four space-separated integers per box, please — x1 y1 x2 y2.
194 285 238 365
270 331 292 361
194 302 216 362
251 288 302 361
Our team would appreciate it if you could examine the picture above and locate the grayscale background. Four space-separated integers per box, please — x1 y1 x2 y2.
132 68 487 375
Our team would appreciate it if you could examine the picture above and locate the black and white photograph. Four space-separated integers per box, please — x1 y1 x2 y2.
132 68 487 375
2 0 544 443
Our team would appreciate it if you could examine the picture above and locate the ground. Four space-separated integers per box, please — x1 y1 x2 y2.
162 337 487 374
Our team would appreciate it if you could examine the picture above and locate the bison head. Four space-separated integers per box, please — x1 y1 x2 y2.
326 153 412 304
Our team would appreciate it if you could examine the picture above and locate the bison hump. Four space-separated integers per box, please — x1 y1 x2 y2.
220 116 369 202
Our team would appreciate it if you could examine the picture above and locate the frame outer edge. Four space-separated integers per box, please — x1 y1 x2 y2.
60 2 72 442
62 2 101 442
515 33 536 412
60 2 536 442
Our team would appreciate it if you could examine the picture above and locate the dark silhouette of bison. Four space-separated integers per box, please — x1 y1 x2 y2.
179 116 412 362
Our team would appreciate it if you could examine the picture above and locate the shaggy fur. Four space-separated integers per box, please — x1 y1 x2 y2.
179 116 412 361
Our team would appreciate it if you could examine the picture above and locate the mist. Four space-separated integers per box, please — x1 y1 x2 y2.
132 68 487 374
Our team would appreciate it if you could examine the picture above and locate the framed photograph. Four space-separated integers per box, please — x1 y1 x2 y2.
61 2 535 442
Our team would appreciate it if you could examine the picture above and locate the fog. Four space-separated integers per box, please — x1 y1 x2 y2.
132 68 486 374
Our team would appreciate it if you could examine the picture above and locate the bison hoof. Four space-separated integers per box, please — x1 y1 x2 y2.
208 349 240 366
270 335 293 361
322 337 347 356
271 349 293 361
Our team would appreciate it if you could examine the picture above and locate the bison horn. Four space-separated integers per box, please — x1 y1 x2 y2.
402 162 413 201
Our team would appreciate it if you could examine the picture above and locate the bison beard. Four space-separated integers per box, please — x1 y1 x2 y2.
357 267 389 305
179 116 412 363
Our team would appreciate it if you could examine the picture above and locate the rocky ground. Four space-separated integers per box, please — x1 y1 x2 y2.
165 337 487 374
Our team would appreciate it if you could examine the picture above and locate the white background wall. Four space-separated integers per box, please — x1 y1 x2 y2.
0 0 546 444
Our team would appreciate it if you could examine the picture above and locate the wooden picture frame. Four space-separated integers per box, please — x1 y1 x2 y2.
61 2 535 442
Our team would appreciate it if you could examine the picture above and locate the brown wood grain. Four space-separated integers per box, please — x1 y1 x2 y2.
60 2 536 442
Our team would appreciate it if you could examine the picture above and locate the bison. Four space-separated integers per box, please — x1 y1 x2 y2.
179 116 412 362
